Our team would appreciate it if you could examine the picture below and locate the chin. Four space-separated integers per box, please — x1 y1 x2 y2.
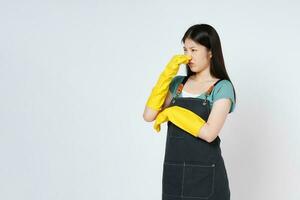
189 65 200 72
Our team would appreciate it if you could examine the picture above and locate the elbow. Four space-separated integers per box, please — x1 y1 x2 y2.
205 132 219 143
200 125 218 143
143 109 156 122
143 113 155 122
206 136 215 143
143 106 159 122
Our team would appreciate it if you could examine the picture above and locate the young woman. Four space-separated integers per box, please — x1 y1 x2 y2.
143 24 236 200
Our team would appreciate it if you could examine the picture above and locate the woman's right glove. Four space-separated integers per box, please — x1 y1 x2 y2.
145 54 191 111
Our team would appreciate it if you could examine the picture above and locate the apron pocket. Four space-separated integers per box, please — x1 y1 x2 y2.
182 162 215 198
162 162 184 196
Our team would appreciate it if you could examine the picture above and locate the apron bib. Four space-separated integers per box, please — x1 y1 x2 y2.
162 76 231 200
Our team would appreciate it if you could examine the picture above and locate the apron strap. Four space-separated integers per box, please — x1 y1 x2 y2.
206 78 223 95
175 76 224 96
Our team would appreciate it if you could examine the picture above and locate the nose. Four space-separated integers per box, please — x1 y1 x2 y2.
184 53 192 62
184 50 192 57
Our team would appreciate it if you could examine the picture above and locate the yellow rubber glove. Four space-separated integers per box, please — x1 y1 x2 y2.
153 106 206 137
146 55 191 111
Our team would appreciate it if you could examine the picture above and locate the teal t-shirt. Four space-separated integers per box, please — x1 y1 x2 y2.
169 75 236 113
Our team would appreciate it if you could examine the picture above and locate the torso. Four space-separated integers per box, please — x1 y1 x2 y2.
182 76 220 95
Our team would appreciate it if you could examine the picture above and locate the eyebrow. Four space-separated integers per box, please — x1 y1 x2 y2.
183 46 196 49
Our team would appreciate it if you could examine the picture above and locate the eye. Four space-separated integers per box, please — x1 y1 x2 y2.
192 49 197 52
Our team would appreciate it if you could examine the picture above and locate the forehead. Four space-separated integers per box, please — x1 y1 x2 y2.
183 38 203 48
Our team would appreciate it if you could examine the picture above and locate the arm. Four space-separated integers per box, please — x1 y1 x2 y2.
153 79 234 140
143 91 173 122
197 98 231 142
152 98 232 141
142 55 191 122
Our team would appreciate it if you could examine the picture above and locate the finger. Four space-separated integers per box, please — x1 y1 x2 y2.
154 123 161 132
177 55 192 64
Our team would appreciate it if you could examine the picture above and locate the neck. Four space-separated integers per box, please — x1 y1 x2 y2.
192 67 215 82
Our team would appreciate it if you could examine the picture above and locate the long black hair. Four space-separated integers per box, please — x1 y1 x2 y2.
181 24 236 102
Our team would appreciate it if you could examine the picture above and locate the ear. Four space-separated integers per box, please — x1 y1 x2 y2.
209 51 212 58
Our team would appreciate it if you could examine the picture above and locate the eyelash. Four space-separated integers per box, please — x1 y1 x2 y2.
184 49 196 52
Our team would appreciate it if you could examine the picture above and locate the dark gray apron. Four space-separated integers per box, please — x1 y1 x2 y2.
162 76 230 200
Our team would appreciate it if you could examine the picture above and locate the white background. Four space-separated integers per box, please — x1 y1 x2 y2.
1 0 299 199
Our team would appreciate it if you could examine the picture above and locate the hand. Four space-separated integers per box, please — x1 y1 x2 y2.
153 108 170 132
165 54 192 72
153 106 206 138
145 54 191 111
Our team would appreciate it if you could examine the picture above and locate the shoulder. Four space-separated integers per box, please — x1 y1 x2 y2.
212 79 236 113
170 75 185 86
214 79 233 91
172 75 185 83
169 75 185 96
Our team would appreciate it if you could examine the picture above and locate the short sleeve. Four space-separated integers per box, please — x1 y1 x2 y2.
169 75 185 97
212 80 236 113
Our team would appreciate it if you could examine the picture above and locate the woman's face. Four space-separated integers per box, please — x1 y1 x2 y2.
183 38 212 73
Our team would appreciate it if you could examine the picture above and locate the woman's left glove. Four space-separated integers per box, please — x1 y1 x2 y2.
153 106 206 137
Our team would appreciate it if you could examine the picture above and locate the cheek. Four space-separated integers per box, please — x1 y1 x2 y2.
193 53 204 62
193 54 210 67
196 52 210 61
